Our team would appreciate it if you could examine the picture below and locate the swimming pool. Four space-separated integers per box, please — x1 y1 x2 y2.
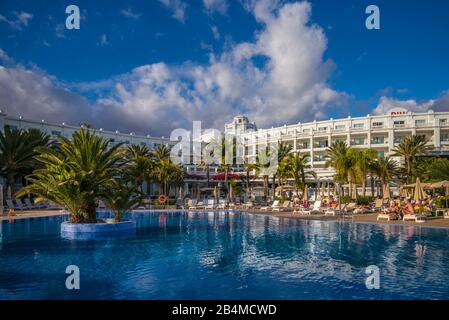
1 211 449 299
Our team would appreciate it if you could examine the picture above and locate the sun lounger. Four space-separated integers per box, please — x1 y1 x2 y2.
377 212 398 221
403 214 426 223
24 198 45 209
294 200 321 215
373 199 384 212
6 200 24 211
205 199 215 210
188 199 197 210
260 200 280 211
444 210 449 219
272 201 292 212
343 202 356 214
15 198 33 210
324 204 343 216
242 202 254 210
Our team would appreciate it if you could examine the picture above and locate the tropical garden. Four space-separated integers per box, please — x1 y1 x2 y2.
1 127 184 223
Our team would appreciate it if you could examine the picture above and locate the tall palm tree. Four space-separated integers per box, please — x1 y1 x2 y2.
153 144 171 161
0 127 51 199
392 135 431 183
18 128 124 223
272 142 293 198
285 153 316 196
371 157 399 196
243 160 259 199
348 148 378 197
153 158 185 196
125 144 153 192
325 141 355 196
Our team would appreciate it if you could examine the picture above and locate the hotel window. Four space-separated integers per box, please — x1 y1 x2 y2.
377 151 385 158
441 133 449 142
140 142 146 146
394 136 405 143
316 140 328 148
109 138 115 143
393 120 405 127
415 119 426 126
372 122 384 128
353 123 364 129
314 155 328 162
318 127 327 132
51 130 61 137
302 128 310 133
440 119 448 125
334 124 345 131
371 136 385 144
351 138 365 145
302 142 309 149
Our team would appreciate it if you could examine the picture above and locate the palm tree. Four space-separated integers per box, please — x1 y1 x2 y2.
0 127 51 199
272 142 293 198
426 158 449 181
209 136 236 200
371 157 399 196
153 144 171 161
17 128 124 223
243 160 259 199
348 148 378 197
325 141 356 196
153 158 185 196
285 153 316 196
392 135 431 183
102 180 144 222
125 145 153 192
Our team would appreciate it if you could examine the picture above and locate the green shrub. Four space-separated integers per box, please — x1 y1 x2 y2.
435 196 449 208
356 196 374 205
340 195 353 204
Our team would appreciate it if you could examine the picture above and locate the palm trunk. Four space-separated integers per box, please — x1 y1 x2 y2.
272 175 276 199
263 176 268 201
7 171 15 200
370 177 375 197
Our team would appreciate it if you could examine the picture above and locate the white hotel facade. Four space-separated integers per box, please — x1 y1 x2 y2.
1 108 449 194
226 108 449 182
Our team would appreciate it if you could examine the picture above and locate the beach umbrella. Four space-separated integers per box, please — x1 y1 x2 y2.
303 184 309 201
383 184 391 200
413 178 425 202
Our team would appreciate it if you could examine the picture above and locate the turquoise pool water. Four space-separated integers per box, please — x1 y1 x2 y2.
1 211 449 299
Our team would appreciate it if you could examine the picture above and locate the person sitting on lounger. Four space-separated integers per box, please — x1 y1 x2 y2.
384 200 399 214
401 199 415 219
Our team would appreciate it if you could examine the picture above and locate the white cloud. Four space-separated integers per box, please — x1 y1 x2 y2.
55 24 65 38
158 0 187 23
203 0 228 15
120 8 142 19
211 25 220 39
0 1 349 136
99 34 108 46
373 92 449 115
0 65 96 126
0 11 33 30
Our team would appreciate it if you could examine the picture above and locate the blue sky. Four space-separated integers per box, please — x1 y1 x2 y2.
0 0 448 135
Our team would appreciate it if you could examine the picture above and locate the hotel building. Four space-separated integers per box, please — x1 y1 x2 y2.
225 109 449 182
1 108 449 196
